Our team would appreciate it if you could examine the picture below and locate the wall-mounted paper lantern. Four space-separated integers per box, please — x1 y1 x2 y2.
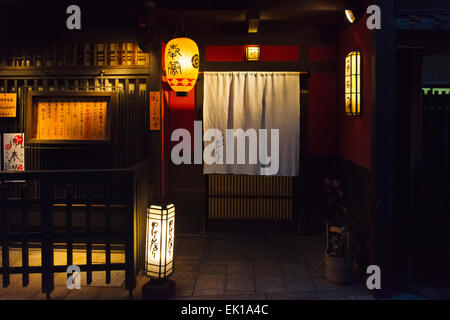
246 46 260 61
165 37 199 96
345 51 361 116
145 203 175 279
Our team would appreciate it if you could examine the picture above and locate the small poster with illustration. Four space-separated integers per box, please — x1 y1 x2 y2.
3 133 25 171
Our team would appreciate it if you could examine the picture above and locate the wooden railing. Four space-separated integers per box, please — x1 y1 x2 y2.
0 160 152 297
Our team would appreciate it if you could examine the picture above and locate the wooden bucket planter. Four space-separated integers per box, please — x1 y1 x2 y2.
324 223 353 284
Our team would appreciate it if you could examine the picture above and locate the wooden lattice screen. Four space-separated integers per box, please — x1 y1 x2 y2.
0 41 150 94
0 41 151 172
0 42 148 68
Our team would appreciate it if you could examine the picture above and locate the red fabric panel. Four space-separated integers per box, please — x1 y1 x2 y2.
168 89 196 152
260 45 299 62
162 86 196 195
308 73 337 156
205 46 244 61
205 45 300 62
309 45 337 63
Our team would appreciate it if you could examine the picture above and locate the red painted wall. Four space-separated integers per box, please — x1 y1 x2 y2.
168 89 196 151
307 45 338 156
205 45 299 62
338 15 374 169
205 45 243 61
308 73 337 155
309 45 337 63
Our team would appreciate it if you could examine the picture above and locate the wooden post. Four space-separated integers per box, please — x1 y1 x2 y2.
371 0 397 298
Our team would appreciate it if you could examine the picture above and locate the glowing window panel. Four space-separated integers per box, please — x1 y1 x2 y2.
345 51 361 116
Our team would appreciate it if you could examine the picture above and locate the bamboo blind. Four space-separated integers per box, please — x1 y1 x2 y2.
208 174 293 221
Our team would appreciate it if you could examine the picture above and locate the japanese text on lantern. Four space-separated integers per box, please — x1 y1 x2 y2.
32 99 108 140
0 93 17 117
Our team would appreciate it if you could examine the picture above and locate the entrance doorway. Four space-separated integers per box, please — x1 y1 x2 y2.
396 50 450 294
202 72 301 234
410 89 450 289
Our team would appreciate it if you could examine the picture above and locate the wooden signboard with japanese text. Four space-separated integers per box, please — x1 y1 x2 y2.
149 91 161 130
32 100 108 140
0 93 17 117
26 92 116 144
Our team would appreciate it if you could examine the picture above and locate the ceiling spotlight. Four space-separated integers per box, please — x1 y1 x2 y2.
345 10 356 23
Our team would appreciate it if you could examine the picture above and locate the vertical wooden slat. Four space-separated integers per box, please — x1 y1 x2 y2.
40 177 54 297
105 181 111 284
33 43 38 67
21 184 29 287
125 173 136 294
210 175 213 219
73 43 77 66
1 184 10 288
11 43 16 66
251 175 255 219
53 43 57 67
209 175 212 219
86 184 92 285
63 43 67 66
233 175 236 220
93 43 97 66
66 183 73 269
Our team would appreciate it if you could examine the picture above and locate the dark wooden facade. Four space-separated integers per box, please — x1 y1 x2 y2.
0 0 448 297
0 5 159 292
394 0 450 294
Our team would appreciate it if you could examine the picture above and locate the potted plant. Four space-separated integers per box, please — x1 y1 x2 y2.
323 178 353 284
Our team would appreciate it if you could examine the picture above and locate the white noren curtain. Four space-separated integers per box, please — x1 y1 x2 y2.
203 72 300 176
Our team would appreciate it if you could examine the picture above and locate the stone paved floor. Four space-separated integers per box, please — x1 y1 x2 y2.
0 235 375 300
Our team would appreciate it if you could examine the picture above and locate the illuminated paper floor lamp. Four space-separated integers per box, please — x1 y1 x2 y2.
142 202 176 299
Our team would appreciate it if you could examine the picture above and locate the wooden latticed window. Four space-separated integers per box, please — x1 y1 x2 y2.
345 51 361 116
0 42 149 68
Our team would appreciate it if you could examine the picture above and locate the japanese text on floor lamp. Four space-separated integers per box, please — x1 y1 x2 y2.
145 203 175 278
